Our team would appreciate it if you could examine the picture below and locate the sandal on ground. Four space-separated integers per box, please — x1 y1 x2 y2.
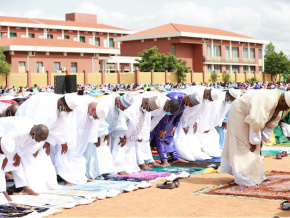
276 153 282 159
282 151 288 157
172 179 180 188
281 201 290 210
156 181 175 189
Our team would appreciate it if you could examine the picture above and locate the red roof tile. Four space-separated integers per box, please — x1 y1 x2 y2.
125 23 256 39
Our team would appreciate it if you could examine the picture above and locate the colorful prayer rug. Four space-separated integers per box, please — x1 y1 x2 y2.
193 171 290 201
150 166 206 175
98 174 151 182
0 203 48 217
116 171 173 181
273 143 290 147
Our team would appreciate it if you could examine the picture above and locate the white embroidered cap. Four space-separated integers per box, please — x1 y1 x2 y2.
1 135 16 155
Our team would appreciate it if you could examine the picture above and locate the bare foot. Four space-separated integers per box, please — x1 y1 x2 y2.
23 186 39 196
118 171 129 175
148 162 162 168
161 162 171 167
87 178 94 182
5 172 13 179
64 181 74 186
3 191 12 202
172 158 188 164
139 163 152 170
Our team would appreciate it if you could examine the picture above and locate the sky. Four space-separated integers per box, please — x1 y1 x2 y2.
0 0 289 54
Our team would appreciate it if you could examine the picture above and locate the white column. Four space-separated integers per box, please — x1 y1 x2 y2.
212 64 214 73
107 33 110 48
229 41 232 58
44 29 47 38
26 27 28 38
248 65 251 74
104 60 107 72
93 32 95 45
211 39 214 57
129 63 133 72
7 26 10 38
77 31 80 42
62 30 64 39
248 43 250 59
262 44 265 72
115 63 120 71
230 65 232 74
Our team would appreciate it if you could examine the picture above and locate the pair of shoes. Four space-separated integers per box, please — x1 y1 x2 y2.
282 151 288 157
281 200 290 210
177 171 190 179
107 189 121 198
138 181 151 189
166 174 177 182
276 153 283 159
156 179 180 189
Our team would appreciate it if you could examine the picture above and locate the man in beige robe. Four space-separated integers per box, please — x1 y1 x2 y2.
221 89 290 186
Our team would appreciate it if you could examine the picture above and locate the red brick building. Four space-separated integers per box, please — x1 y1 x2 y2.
115 23 268 74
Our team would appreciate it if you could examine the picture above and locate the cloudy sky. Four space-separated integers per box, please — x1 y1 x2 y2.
0 0 289 54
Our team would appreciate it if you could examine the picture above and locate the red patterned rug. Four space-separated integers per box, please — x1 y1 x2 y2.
193 171 290 200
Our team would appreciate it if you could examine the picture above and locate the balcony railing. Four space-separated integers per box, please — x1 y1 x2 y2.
204 56 258 65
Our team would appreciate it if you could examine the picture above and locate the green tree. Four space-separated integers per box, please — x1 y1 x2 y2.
222 71 231 83
135 46 190 83
0 47 11 76
209 71 219 82
264 42 275 55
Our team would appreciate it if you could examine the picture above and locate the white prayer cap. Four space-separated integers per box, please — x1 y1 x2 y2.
96 104 109 119
148 96 161 111
188 93 200 106
229 88 242 99
64 93 81 110
1 136 16 155
210 88 219 101
120 93 133 109
285 91 290 108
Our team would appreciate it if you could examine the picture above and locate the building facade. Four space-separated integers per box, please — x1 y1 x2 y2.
115 23 268 74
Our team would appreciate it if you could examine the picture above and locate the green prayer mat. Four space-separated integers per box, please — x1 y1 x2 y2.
261 150 282 155
151 166 206 175
273 125 290 144
272 143 290 147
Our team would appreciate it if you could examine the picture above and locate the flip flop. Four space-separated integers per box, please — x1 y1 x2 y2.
282 151 288 157
177 171 190 179
166 174 177 182
281 201 290 210
107 189 121 198
64 201 78 209
156 181 175 189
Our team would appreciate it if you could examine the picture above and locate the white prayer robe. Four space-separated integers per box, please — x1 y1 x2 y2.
15 93 64 192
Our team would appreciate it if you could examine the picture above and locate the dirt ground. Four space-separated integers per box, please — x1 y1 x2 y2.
50 155 290 217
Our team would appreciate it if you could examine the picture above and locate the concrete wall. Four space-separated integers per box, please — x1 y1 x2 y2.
105 73 118 84
139 72 151 84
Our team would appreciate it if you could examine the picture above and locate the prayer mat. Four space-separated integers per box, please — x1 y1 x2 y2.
0 203 49 217
97 174 151 182
116 171 173 181
273 143 290 147
171 161 220 168
198 157 221 162
261 150 282 156
59 180 139 192
192 171 290 201
150 166 206 175
42 189 101 199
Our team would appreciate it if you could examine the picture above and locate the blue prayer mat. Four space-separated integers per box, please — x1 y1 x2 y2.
150 166 206 174
0 203 48 217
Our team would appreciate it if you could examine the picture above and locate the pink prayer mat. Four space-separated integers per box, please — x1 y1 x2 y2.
116 171 174 180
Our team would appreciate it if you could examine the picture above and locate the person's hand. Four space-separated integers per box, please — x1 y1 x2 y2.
95 137 101 147
1 157 8 170
193 123 198 134
13 153 21 167
118 136 126 147
158 130 166 139
250 143 256 152
104 135 110 146
61 144 68 154
204 130 210 134
149 137 151 141
33 149 40 158
222 122 227 130
171 127 177 136
138 139 143 142
183 126 189 135
260 141 263 149
43 142 50 156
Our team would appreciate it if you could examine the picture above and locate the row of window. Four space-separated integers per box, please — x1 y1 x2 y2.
207 64 263 73
207 45 263 59
1 32 115 48
18 61 78 73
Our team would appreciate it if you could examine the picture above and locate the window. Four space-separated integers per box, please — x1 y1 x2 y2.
232 65 239 73
36 62 43 73
214 64 221 73
10 32 16 38
259 66 263 74
71 62 77 73
57 35 62 40
226 65 231 73
250 66 255 73
54 62 60 73
225 46 230 57
47 34 53 39
243 66 248 72
232 47 238 58
172 44 176 56
39 34 43 39
73 36 78 41
259 49 262 59
207 64 212 73
79 36 85 43
28 33 35 38
64 35 69 39
109 38 114 48
213 45 221 57
0 33 2 39
243 48 248 58
95 37 100 46
21 33 26 38
250 48 255 58
207 44 211 56
18 62 25 67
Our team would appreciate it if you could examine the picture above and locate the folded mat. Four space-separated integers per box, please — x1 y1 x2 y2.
0 203 49 217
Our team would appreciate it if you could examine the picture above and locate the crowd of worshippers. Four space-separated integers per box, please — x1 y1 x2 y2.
1 83 290 204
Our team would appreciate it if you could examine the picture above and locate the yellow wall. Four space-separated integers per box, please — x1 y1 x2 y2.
0 74 6 86
31 73 47 86
184 73 191 83
154 72 165 84
10 73 27 87
256 74 263 82
168 72 178 83
51 73 66 86
247 74 254 80
139 72 151 84
120 73 135 84
265 74 271 82
227 73 235 82
237 73 245 82
75 73 84 85
105 73 118 84
205 73 211 83
193 73 203 83
88 73 102 85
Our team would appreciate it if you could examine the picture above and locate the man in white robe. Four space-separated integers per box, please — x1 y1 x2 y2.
221 90 290 186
